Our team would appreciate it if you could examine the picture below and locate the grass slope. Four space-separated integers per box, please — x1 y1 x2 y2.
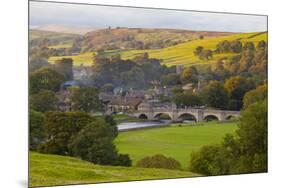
30 152 199 187
115 121 238 168
47 32 266 67
118 32 267 66
48 52 95 66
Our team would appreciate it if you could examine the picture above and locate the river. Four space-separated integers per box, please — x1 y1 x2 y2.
117 120 171 131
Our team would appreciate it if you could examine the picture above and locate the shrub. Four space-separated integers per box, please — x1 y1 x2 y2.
116 154 132 167
136 154 181 170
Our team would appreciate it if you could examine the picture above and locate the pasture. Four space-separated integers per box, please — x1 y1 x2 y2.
115 121 238 168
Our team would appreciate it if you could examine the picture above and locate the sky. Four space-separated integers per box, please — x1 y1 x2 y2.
29 1 267 32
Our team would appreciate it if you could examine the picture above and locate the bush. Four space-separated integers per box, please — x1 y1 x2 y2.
136 154 181 170
116 154 132 167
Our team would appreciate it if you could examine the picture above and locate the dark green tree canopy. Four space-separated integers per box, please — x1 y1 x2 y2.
30 67 65 94
71 88 103 113
29 110 45 150
202 80 229 109
54 58 74 80
30 90 58 113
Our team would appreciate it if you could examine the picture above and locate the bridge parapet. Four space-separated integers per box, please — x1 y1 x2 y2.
133 106 240 122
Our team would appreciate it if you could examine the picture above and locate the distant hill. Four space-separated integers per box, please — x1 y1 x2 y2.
82 27 235 52
48 31 267 67
118 31 268 66
34 24 99 35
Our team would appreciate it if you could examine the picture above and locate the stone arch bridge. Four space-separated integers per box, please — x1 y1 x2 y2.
132 106 240 122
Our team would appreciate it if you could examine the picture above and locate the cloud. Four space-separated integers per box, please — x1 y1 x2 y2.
30 1 267 32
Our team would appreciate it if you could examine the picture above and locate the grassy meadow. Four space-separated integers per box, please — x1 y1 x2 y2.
115 121 238 168
29 152 199 187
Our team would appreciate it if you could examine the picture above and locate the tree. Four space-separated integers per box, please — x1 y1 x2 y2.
133 52 149 63
30 67 65 94
194 46 204 56
29 56 50 72
210 60 229 80
243 84 267 109
243 42 255 51
189 100 267 175
136 154 181 170
180 66 198 84
233 100 268 173
199 50 213 60
230 40 242 53
161 73 180 86
71 88 103 113
224 76 255 110
216 40 231 53
121 67 145 89
172 92 202 107
30 90 58 113
29 110 45 150
68 119 131 166
202 80 229 109
39 111 94 155
54 58 73 80
189 145 231 175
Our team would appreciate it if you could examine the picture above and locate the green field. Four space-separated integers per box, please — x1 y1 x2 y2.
47 32 267 67
48 52 96 66
30 152 199 187
115 121 238 168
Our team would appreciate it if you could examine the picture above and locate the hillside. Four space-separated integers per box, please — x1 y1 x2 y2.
33 24 99 35
118 31 268 66
29 152 199 187
83 28 235 51
47 31 267 67
115 121 238 168
29 29 79 49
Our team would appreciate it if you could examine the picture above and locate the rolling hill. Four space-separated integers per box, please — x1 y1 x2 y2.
47 31 267 67
29 152 199 187
33 24 99 35
117 31 268 66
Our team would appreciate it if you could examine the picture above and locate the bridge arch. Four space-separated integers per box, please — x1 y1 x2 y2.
154 113 172 120
226 115 238 120
138 114 148 119
177 113 197 122
204 114 219 121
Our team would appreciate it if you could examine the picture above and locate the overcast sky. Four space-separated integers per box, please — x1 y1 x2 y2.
30 1 267 32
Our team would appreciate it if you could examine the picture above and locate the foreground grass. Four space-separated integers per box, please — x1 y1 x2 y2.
29 152 199 187
115 121 238 168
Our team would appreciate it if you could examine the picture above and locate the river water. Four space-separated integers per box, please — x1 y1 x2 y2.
117 120 171 131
